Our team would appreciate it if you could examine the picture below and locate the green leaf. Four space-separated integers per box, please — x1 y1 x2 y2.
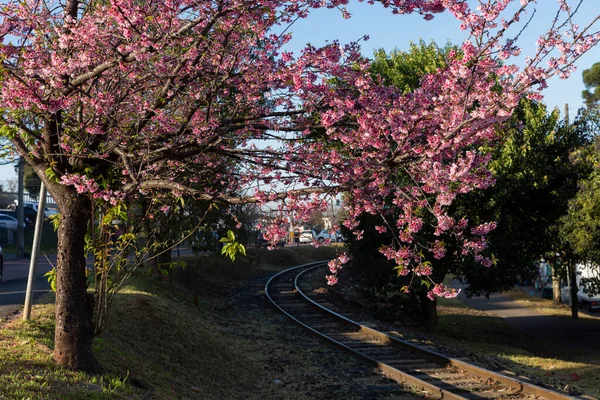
44 268 57 292
227 230 235 241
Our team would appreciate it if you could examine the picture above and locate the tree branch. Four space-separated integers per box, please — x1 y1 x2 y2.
124 180 338 205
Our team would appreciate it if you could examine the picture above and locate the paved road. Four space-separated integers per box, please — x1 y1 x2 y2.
0 254 56 317
0 248 194 318
459 289 600 354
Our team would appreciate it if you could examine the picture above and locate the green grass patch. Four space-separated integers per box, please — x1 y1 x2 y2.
0 299 131 399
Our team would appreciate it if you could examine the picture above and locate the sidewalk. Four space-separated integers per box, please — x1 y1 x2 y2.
457 286 600 354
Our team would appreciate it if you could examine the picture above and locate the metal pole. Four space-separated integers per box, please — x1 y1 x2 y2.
23 182 46 320
565 103 578 318
16 157 25 258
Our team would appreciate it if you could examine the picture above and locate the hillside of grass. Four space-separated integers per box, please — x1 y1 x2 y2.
0 246 353 399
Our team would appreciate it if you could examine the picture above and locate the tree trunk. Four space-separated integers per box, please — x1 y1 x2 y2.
546 257 562 306
52 190 99 372
552 274 562 306
418 290 439 332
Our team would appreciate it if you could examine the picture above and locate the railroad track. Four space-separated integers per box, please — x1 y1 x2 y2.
265 261 581 400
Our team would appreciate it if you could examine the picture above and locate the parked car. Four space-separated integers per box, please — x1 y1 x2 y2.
0 244 3 282
299 229 314 243
0 213 25 230
315 229 345 243
11 201 59 219
561 285 600 312
578 288 600 311
0 210 32 226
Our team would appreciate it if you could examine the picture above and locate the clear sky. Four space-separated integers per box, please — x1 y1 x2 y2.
0 0 599 185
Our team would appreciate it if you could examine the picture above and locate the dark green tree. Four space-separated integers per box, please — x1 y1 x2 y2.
460 101 588 307
560 110 600 302
23 163 42 198
582 62 600 108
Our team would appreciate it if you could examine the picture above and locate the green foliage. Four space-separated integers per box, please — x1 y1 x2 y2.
560 173 600 260
44 166 58 183
44 268 57 292
457 99 588 296
220 230 246 261
48 213 61 231
582 62 600 108
370 40 452 93
23 163 41 197
557 110 600 295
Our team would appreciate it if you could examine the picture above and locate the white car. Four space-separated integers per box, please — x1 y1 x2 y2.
561 286 600 311
578 288 600 311
0 213 25 230
299 230 314 243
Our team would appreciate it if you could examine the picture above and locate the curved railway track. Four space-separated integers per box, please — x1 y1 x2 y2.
266 261 581 400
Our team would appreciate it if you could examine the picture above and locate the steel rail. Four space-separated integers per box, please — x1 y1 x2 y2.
266 261 464 399
294 264 583 400
266 262 588 400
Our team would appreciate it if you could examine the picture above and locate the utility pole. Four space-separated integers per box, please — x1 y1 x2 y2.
565 103 579 319
23 182 46 320
16 157 25 258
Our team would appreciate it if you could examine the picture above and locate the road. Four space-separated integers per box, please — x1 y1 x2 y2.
0 254 56 316
0 248 193 318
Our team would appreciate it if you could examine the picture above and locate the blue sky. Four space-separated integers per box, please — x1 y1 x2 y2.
1 0 599 184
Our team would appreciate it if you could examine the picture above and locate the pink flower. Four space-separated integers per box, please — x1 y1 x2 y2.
326 275 338 286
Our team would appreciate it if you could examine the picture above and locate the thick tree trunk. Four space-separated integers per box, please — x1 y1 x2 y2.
418 290 439 332
53 190 99 372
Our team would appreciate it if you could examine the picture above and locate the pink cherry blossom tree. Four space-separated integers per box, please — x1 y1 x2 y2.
0 0 598 371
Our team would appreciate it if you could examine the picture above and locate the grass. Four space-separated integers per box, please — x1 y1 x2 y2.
0 245 351 399
0 295 130 399
1 223 58 255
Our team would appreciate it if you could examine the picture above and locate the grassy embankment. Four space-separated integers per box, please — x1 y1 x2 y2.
1 244 599 398
0 245 347 399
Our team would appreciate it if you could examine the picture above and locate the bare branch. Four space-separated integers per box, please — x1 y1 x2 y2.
125 180 339 205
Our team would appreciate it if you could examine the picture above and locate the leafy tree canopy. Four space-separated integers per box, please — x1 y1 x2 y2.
582 62 600 108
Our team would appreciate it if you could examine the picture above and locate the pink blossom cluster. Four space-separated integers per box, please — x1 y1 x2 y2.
326 252 350 285
427 283 461 301
60 174 124 206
